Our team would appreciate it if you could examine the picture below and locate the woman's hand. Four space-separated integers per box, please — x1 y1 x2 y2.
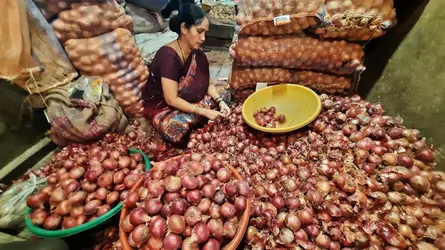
219 101 231 117
201 108 222 120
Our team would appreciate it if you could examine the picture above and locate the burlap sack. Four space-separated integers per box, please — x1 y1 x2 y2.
45 79 128 146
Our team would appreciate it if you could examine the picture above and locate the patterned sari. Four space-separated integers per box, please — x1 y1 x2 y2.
151 54 230 144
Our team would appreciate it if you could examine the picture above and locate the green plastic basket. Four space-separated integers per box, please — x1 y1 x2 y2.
25 148 151 238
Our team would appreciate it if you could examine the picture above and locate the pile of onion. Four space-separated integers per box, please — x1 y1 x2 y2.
27 147 146 230
18 120 177 183
121 153 250 250
187 95 445 249
254 106 286 128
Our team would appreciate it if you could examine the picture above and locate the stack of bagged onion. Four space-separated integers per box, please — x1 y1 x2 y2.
120 153 251 250
187 95 445 249
26 147 146 230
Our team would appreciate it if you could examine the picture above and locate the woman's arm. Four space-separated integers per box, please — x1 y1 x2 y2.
162 77 222 119
207 80 221 101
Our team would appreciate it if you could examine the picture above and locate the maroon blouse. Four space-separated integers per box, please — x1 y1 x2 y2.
142 46 210 118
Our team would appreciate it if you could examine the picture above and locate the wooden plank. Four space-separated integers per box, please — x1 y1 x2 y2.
0 138 51 181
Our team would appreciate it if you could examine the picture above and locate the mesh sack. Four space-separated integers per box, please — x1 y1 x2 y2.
230 65 351 94
236 0 324 35
53 2 133 42
64 28 149 116
238 16 319 36
311 0 397 41
33 0 70 20
231 34 364 75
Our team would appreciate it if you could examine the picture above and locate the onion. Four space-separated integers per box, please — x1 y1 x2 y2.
171 198 188 215
220 202 236 218
106 191 119 205
203 238 221 250
410 175 431 192
223 183 237 197
192 222 210 243
95 187 109 201
285 213 301 232
234 196 247 211
130 207 151 226
216 168 231 183
119 156 132 169
26 192 49 209
223 220 237 239
84 200 101 215
416 148 434 163
279 228 294 244
315 234 331 249
298 208 314 224
163 234 182 250
187 190 203 205
150 216 167 238
145 198 163 215
68 191 86 206
43 214 62 230
198 198 212 213
203 184 216 198
184 206 202 226
124 174 140 189
30 209 48 226
182 175 199 190
168 215 186 234
125 191 140 209
146 179 165 197
97 172 113 188
214 191 225 205
97 204 111 216
165 176 182 192
130 224 150 248
182 237 199 250
146 236 163 250
208 219 224 238
188 161 204 175
103 159 118 170
69 166 85 179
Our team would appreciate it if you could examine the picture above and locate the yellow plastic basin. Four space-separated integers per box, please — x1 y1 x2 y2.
242 84 322 133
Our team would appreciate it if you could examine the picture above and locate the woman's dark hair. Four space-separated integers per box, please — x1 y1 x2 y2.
169 3 206 34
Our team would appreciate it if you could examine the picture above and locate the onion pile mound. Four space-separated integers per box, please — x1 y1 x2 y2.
121 153 251 250
26 146 146 230
188 94 445 249
19 120 177 183
254 106 286 128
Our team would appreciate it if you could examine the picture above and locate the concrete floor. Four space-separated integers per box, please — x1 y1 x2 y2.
359 0 445 168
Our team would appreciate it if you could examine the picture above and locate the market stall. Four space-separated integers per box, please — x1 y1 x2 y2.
1 0 445 249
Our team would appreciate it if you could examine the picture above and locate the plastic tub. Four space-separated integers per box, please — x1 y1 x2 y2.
119 154 251 250
25 148 151 238
242 84 321 133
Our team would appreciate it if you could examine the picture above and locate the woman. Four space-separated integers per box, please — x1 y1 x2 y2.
142 3 231 144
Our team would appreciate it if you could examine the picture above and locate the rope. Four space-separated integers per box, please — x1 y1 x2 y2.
24 69 49 109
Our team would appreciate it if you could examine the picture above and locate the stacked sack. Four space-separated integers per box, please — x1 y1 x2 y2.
230 0 396 94
52 2 149 117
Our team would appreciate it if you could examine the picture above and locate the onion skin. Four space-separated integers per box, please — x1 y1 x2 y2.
43 214 62 230
26 192 49 209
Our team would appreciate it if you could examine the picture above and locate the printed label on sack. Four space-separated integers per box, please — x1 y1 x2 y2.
274 15 291 26
256 82 268 92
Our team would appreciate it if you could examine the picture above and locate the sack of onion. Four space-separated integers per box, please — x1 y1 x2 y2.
310 0 397 41
231 35 364 75
33 0 70 20
237 16 318 36
230 64 352 94
119 154 251 250
53 2 133 43
186 95 445 249
25 148 150 236
64 28 149 117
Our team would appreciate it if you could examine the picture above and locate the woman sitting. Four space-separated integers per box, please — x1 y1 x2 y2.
142 3 231 144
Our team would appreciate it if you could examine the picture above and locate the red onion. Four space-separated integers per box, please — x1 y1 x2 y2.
216 168 231 183
298 208 314 224
198 198 212 213
171 198 188 215
97 172 113 188
220 202 236 218
119 156 132 169
43 214 62 230
146 179 165 197
165 176 182 192
97 204 111 216
202 238 221 250
187 190 203 205
30 209 48 226
145 198 162 215
279 228 294 244
163 234 182 250
26 192 49 209
192 222 210 243
208 219 224 238
168 215 186 234
416 148 434 163
223 220 237 239
106 191 119 205
130 224 150 248
181 175 199 190
203 184 216 198
130 207 150 226
182 237 199 250
125 191 140 209
150 216 167 238
69 166 85 179
184 206 201 226
285 213 301 232
234 196 247 211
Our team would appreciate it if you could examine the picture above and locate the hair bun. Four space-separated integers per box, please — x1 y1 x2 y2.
169 14 181 34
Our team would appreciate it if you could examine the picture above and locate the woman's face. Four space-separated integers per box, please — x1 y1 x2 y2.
181 17 210 50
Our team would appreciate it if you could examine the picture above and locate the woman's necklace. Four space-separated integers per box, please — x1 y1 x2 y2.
177 40 186 63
